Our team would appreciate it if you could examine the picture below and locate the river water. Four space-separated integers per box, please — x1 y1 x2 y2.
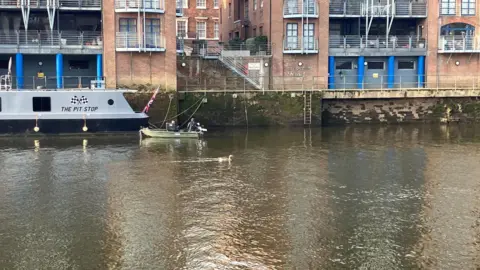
1 125 480 269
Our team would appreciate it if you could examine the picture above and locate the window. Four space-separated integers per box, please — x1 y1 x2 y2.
214 0 219 8
145 19 160 33
177 20 187 38
304 0 315 14
229 32 232 40
229 3 231 17
441 0 456 15
69 60 89 70
196 21 206 39
144 0 156 9
119 18 136 32
336 61 353 70
196 0 205 8
182 0 188 8
367 62 384 70
145 19 160 47
260 0 263 8
303 23 315 50
119 18 136 48
286 23 298 49
462 0 476 15
253 0 257 10
33 97 51 112
398 61 415 70
253 27 256 37
259 26 263 35
214 22 220 39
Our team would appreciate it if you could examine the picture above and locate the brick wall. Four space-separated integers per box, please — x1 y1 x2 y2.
220 0 328 85
102 0 116 88
181 0 220 40
103 0 177 90
426 0 480 86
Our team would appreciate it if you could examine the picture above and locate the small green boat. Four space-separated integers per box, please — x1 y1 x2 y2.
140 128 205 139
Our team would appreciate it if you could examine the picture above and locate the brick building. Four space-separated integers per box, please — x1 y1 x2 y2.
176 0 220 46
0 0 177 90
220 0 479 89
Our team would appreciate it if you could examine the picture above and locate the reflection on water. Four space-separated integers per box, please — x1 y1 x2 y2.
1 125 480 269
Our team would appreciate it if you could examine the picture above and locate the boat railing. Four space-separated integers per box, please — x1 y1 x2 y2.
0 76 108 91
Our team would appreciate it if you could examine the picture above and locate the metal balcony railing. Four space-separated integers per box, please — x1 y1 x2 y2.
0 0 101 8
59 0 101 8
114 0 164 12
329 0 426 17
0 30 102 48
329 35 426 51
3 76 105 90
283 0 319 17
438 36 480 52
283 37 319 53
116 32 165 52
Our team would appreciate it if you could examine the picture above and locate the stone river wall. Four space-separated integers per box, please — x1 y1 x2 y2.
125 90 480 127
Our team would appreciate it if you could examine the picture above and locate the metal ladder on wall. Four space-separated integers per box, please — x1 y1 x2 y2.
304 91 312 125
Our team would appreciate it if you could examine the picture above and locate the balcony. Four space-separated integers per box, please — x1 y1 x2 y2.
283 37 319 54
283 0 319 18
59 0 101 10
0 30 102 54
329 1 426 17
116 32 165 52
329 35 426 56
0 0 101 10
438 36 480 53
115 0 164 13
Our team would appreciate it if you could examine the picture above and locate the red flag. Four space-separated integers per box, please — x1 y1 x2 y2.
143 87 160 113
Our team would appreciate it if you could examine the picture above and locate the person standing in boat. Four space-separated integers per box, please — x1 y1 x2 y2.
187 118 196 132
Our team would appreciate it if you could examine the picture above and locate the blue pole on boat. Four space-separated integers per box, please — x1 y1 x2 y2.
387 56 395 89
357 56 365 89
56 53 63 89
96 54 102 88
418 55 425 88
328 56 335 89
16 53 24 89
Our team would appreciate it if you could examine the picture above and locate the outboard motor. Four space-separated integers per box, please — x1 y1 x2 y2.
196 122 207 132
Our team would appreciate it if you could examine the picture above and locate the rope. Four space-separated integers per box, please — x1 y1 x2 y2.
180 98 204 128
158 94 174 129
149 95 204 126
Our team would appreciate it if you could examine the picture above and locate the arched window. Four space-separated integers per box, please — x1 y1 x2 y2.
440 23 475 36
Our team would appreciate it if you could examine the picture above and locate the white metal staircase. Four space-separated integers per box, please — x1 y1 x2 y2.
218 55 263 90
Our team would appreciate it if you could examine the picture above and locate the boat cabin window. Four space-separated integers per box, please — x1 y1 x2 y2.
33 97 51 112
0 97 2 112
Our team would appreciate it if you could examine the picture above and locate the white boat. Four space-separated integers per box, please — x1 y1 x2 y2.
0 57 149 135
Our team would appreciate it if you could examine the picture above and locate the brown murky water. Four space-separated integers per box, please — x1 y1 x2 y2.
1 125 480 269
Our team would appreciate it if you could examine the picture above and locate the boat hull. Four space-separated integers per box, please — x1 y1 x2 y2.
140 128 201 138
0 117 149 135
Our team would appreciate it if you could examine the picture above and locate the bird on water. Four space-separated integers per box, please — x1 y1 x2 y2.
218 155 233 162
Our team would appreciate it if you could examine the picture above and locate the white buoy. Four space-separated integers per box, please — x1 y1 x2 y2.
34 126 39 132
83 126 88 132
